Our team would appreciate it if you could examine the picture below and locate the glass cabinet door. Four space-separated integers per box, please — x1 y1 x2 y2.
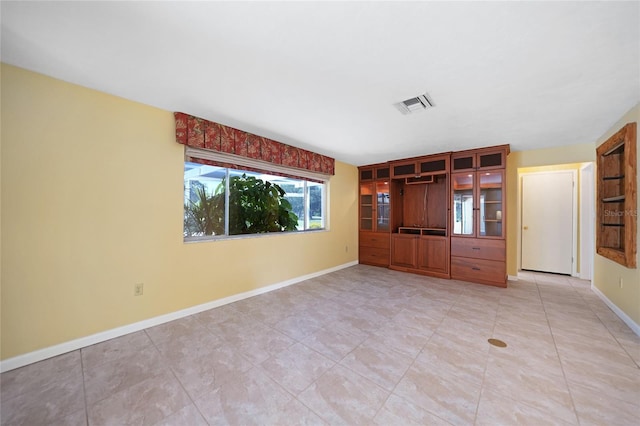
479 171 503 237
376 181 390 232
360 183 374 230
452 173 475 236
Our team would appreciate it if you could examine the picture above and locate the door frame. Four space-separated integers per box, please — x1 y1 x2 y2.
518 169 578 276
579 163 595 281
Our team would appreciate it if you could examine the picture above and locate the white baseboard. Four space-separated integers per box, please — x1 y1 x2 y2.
507 275 518 281
591 285 640 337
579 272 592 281
0 261 358 373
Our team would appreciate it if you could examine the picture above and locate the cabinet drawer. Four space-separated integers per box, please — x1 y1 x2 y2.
359 246 389 266
451 238 505 261
360 232 390 249
451 256 506 285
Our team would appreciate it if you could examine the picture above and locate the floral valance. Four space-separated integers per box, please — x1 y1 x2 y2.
175 112 335 175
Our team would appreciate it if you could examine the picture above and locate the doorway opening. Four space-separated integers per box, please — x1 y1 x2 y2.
517 163 594 278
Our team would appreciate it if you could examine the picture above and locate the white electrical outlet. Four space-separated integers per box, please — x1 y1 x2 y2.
134 283 144 296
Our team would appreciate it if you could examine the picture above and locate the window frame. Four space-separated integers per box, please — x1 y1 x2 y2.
184 147 330 242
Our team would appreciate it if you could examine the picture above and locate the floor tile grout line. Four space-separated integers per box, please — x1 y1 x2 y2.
143 328 211 425
79 350 91 426
536 277 583 426
575 284 640 370
369 279 464 423
291 276 394 424
307 276 406 422
81 338 169 408
3 267 635 425
256 276 390 424
472 286 501 426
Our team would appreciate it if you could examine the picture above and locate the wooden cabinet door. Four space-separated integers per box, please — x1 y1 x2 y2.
359 182 374 231
418 237 449 274
451 153 475 172
376 166 390 180
391 234 418 268
418 155 449 175
477 149 506 170
451 173 475 237
359 167 374 181
391 160 418 178
452 146 507 172
478 170 505 238
375 181 391 232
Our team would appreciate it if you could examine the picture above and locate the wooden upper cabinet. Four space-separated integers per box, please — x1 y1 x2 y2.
358 163 391 233
376 166 390 180
361 165 391 181
391 160 417 178
359 167 374 182
452 145 508 172
596 122 637 268
391 154 450 178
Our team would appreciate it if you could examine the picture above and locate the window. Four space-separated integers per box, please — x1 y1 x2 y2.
184 162 327 240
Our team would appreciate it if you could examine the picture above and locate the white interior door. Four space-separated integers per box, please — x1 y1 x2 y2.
521 172 574 274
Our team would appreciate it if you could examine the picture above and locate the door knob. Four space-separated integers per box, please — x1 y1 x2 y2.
523 226 529 230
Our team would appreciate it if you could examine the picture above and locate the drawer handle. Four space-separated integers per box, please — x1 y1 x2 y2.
472 247 481 250
472 267 481 271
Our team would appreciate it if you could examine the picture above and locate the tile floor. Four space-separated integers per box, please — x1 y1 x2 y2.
1 265 639 425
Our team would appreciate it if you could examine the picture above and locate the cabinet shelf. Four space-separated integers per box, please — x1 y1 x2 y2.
602 195 625 203
398 227 447 237
603 141 625 156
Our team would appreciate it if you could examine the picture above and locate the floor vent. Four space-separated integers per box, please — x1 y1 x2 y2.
488 338 507 348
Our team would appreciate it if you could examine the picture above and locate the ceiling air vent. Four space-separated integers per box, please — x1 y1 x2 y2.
395 93 435 115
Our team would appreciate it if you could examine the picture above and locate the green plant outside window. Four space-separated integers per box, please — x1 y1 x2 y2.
184 163 326 239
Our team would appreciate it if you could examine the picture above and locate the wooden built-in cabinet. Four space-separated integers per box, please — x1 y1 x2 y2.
359 164 391 266
390 228 450 278
389 153 450 278
359 145 509 287
450 145 509 287
596 123 637 268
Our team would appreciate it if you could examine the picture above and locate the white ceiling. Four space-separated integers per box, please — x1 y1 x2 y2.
2 1 639 166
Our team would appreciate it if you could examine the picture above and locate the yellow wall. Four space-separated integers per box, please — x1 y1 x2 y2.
0 64 358 360
592 104 640 326
506 144 596 277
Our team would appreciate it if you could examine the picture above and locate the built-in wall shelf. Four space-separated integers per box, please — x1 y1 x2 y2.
602 195 626 203
596 122 637 268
